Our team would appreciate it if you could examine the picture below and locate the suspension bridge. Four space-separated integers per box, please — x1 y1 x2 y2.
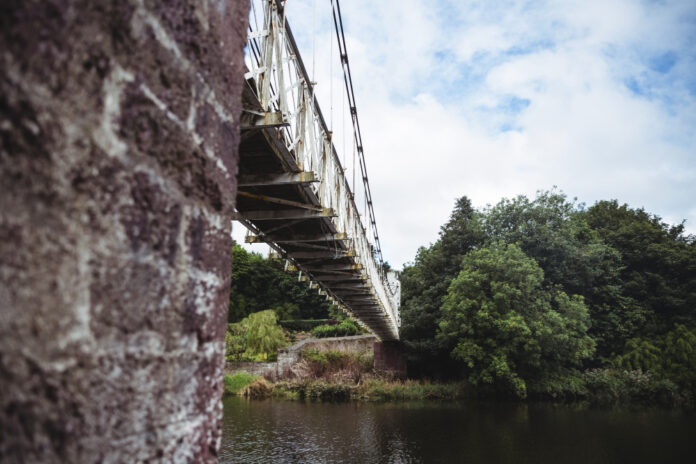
235 0 400 340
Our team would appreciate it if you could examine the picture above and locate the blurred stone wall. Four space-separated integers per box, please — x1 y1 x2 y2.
0 0 247 461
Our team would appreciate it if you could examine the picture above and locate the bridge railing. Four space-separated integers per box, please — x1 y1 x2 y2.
244 0 399 334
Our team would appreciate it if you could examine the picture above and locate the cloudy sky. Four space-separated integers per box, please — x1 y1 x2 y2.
236 0 696 269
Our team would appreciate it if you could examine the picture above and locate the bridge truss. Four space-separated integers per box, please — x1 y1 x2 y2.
235 0 400 340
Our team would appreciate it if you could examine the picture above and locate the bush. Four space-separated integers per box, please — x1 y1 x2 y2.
303 380 352 401
614 324 696 391
311 319 362 338
225 310 288 361
300 348 373 382
357 379 467 401
582 369 682 407
279 319 335 332
239 378 272 399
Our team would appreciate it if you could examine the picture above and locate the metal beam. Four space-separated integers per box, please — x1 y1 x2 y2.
246 232 348 244
313 274 365 282
288 250 352 258
303 263 362 272
333 291 372 297
238 171 317 187
309 269 360 276
241 111 289 130
237 191 323 211
233 208 335 221
328 283 370 290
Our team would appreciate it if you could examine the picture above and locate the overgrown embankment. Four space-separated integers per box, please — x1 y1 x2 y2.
224 346 693 408
224 347 468 401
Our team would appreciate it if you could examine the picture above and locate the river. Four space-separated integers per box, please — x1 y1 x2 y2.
220 396 695 463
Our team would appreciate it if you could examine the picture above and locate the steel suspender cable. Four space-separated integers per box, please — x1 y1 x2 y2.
330 0 334 134
312 0 316 83
331 0 385 266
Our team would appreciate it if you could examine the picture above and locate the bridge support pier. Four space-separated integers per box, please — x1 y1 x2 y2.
374 341 408 378
0 1 247 462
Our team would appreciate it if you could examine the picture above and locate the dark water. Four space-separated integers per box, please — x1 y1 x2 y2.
220 397 696 463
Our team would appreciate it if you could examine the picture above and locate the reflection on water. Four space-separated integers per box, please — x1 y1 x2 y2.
220 397 696 463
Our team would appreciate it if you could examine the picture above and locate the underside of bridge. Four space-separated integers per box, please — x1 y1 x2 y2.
236 86 397 340
236 0 400 341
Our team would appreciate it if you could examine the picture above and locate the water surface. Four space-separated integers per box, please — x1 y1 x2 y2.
220 397 696 463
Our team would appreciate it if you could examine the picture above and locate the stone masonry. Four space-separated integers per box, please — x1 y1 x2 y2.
0 0 247 462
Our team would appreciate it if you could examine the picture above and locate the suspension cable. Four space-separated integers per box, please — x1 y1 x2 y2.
329 0 334 134
312 0 316 83
331 0 385 267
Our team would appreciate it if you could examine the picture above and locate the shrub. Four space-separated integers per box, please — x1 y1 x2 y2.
299 348 373 382
357 379 466 401
245 310 288 359
239 378 272 399
225 322 248 361
224 310 288 362
311 319 362 338
582 368 681 407
279 319 334 332
303 380 352 401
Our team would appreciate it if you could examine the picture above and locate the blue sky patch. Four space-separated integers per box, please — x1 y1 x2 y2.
648 51 678 74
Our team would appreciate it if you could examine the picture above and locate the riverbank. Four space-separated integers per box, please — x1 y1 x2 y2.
224 341 694 408
224 372 467 401
224 370 694 409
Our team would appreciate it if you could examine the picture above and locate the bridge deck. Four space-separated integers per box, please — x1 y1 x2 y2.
237 90 397 340
235 0 399 340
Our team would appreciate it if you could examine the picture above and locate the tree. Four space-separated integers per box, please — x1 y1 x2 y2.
584 200 696 336
243 310 288 360
439 243 595 398
225 321 248 361
481 190 634 361
229 243 334 322
399 196 484 375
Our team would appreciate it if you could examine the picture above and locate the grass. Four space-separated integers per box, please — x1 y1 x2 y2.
356 379 468 401
268 378 469 402
224 371 260 395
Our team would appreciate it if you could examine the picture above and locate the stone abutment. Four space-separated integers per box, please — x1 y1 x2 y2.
0 0 248 461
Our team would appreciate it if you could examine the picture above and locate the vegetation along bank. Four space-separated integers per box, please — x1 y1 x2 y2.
226 189 696 408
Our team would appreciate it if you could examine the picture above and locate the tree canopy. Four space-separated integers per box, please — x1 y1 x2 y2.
229 243 334 322
400 190 696 398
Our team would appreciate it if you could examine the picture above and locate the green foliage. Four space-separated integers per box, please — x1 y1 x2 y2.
279 319 333 332
224 371 260 395
614 338 662 372
270 379 467 402
225 321 248 361
239 378 272 399
229 244 334 322
399 196 485 374
662 324 696 386
272 302 300 321
582 369 682 407
225 310 288 361
584 200 696 339
311 319 362 338
480 190 631 360
244 310 288 360
300 348 373 382
301 381 353 401
439 242 595 398
356 379 467 401
615 324 696 389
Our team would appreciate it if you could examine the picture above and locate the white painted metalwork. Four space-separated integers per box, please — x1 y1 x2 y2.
243 0 400 339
